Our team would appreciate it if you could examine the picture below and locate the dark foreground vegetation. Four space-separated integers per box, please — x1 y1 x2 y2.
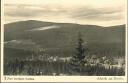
4 59 125 76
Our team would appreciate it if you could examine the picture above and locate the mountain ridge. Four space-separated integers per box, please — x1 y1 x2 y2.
5 20 125 28
4 20 125 44
4 20 125 58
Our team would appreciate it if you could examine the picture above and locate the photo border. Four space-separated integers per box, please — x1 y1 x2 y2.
0 0 128 82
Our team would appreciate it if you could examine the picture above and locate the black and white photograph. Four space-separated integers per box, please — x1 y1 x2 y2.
2 0 127 77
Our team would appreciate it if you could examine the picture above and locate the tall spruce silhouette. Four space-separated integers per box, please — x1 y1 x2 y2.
70 32 86 73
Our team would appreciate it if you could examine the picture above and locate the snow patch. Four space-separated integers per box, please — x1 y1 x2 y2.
27 25 60 31
4 39 36 45
4 40 22 44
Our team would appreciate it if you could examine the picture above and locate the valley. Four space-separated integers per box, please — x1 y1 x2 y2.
4 20 125 76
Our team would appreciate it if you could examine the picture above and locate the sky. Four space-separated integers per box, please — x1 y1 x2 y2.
4 0 126 26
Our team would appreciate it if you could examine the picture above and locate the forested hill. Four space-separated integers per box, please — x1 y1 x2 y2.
4 20 125 45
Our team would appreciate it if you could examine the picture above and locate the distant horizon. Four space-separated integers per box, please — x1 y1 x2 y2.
4 19 125 27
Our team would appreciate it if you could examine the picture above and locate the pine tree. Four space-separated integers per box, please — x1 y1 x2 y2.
70 32 86 74
76 32 85 65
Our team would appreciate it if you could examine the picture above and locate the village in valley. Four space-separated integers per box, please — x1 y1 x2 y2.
26 53 125 70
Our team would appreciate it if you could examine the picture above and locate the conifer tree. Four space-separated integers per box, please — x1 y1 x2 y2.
70 32 86 73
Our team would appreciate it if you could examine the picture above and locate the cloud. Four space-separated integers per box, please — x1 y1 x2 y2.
71 6 124 21
5 4 70 17
4 3 125 26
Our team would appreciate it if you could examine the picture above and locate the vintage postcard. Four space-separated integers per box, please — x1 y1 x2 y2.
1 0 127 82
